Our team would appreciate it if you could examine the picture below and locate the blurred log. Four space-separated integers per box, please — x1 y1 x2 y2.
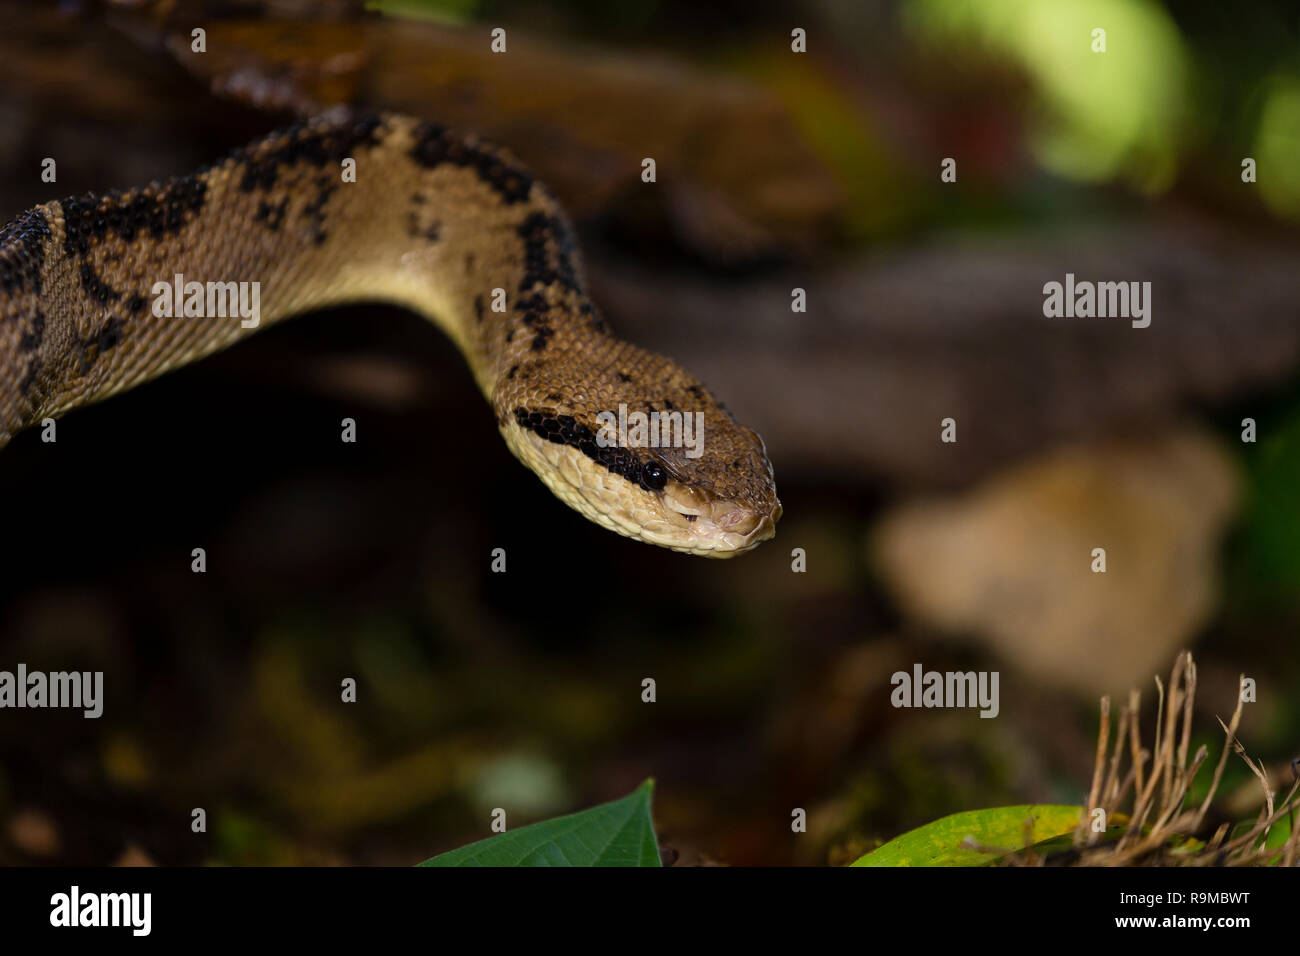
0 5 281 214
2 5 844 261
157 15 845 260
592 216 1300 488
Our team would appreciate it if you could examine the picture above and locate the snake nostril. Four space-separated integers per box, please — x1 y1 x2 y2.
715 506 761 536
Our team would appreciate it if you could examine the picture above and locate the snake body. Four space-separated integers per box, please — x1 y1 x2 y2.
0 113 779 556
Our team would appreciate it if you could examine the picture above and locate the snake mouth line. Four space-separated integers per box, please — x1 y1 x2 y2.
508 405 780 556
508 425 779 558
658 480 781 556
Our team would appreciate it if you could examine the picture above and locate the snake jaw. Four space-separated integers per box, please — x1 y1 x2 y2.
505 426 779 558
659 481 781 557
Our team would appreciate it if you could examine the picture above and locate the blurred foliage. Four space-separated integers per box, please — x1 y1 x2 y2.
1225 397 1300 612
735 53 918 241
904 0 1191 191
364 0 481 24
1253 76 1300 219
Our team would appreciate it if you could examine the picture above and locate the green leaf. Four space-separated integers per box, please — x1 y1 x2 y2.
851 805 1082 867
995 818 1139 865
418 780 661 867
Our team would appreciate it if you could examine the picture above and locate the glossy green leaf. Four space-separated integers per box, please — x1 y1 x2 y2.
851 805 1082 867
418 780 661 867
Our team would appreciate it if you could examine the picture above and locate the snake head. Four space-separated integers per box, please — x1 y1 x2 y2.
499 360 781 558
641 422 782 556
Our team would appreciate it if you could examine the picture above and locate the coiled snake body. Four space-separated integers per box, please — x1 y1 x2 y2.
0 113 779 556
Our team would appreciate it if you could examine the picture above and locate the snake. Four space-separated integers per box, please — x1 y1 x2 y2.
0 112 780 556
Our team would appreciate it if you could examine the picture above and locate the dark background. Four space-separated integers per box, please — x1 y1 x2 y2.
0 0 1298 865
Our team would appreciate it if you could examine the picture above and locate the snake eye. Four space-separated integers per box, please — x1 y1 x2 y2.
641 461 668 491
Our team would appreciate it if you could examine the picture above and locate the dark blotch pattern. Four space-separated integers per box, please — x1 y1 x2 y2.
17 308 45 394
77 317 124 374
579 301 608 334
61 176 207 257
234 116 383 194
0 209 51 297
520 306 554 352
410 122 533 205
405 207 440 241
513 406 660 491
255 197 289 231
302 177 337 245
517 211 580 295
0 210 53 396
18 309 45 353
79 261 120 306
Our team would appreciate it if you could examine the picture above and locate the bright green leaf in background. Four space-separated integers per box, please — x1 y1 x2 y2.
904 0 1191 192
851 805 1082 866
418 780 661 867
1253 77 1300 226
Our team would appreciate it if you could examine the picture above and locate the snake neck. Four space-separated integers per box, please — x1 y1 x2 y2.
0 113 602 442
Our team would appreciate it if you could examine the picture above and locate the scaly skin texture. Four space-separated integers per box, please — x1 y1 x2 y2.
0 112 780 556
